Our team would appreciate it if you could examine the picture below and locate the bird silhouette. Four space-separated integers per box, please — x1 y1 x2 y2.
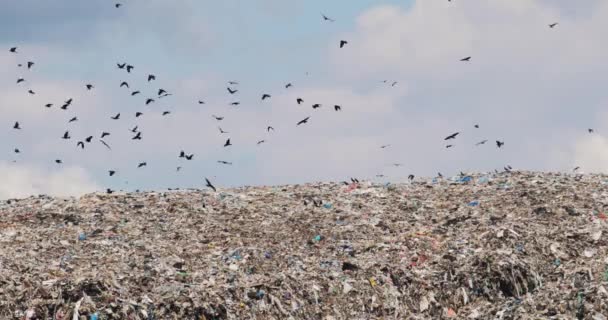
262 94 271 100
138 162 147 168
17 78 25 84
297 117 310 125
446 145 454 148
13 122 21 129
27 62 34 69
334 105 341 111
100 140 112 150
62 131 70 139
14 148 20 154
312 104 321 109
549 22 558 28
475 140 488 146
230 102 240 106
109 170 116 176
339 40 348 48
460 56 471 62
267 126 274 132
285 83 293 89
126 65 134 73
474 124 479 128
111 113 120 120
224 138 232 147
85 84 94 90
205 178 217 192
227 87 238 94
55 159 62 164
185 154 194 160
115 3 122 8
45 103 53 108
380 144 391 149
9 47 17 53
132 132 142 140
117 63 126 69
198 100 205 104
212 115 224 121
257 140 266 145
148 74 156 82
322 14 335 22
297 98 304 104
218 161 232 165
85 136 93 143
145 98 155 105
444 132 459 140
28 90 35 95
162 111 171 116
496 140 505 148
101 132 110 138
77 141 85 149
120 81 129 88
131 91 140 96
135 112 143 117
179 150 186 158
131 126 138 133
219 127 228 134
588 128 594 133
69 117 78 123
157 89 167 96
228 81 239 85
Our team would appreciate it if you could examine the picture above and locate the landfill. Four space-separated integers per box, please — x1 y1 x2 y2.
0 171 607 319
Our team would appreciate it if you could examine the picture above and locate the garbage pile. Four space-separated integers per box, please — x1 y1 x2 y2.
1 171 607 319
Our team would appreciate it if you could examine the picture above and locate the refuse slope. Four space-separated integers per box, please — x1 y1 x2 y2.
1 171 607 319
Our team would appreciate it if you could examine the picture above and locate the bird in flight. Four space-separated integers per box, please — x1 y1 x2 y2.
28 90 35 95
14 148 20 154
228 81 239 85
157 88 167 96
312 104 321 109
267 126 274 132
17 78 25 84
334 105 341 111
148 74 156 82
224 138 232 147
230 102 240 106
588 128 594 133
549 22 558 28
101 132 110 138
285 83 293 89
446 145 454 148
111 113 121 120
136 112 143 117
131 126 139 133
257 140 265 145
85 136 93 143
227 87 238 94
475 140 488 146
185 154 194 160
322 14 335 22
496 140 505 148
120 81 129 88
27 62 34 69
77 141 85 149
218 127 228 134
212 115 224 121
297 117 310 126
162 111 171 116
131 91 140 96
126 65 134 73
115 3 122 8
69 117 78 123
55 159 63 164
145 98 155 105
100 140 112 150
205 178 217 192
297 98 304 105
117 63 126 69
339 40 348 48
138 162 147 168
444 132 459 140
460 56 471 62
9 47 17 53
380 144 391 149
109 170 116 176
198 100 205 104
45 103 53 108
13 122 21 130
86 84 94 90
62 131 71 139
474 124 479 128
218 161 232 165
132 132 142 140
262 94 271 100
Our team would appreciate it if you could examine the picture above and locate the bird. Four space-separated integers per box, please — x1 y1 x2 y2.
549 22 558 28
101 132 110 138
228 81 239 85
62 131 70 139
27 90 35 95
17 78 25 84
391 81 398 87
111 113 120 120
267 126 274 132
334 105 341 111
126 65 134 73
198 100 205 104
162 111 171 116
297 117 310 125
285 83 293 89
45 103 53 108
132 132 142 140
145 98 155 105
474 124 479 128
322 14 335 22
65 98 73 105
179 150 186 158
117 63 126 69
131 91 140 96
157 89 167 96
339 40 348 48
227 87 238 94
312 104 321 109
218 161 233 165
393 163 403 167
131 126 139 133
573 166 580 172
205 178 217 192
27 62 34 69
496 140 505 148
212 115 224 121
257 140 265 145
13 122 21 130
444 132 460 140
14 148 20 154
230 102 240 106
219 127 228 134
297 98 304 104
261 94 271 100
77 141 85 149
137 162 147 168
176 166 182 172
408 174 415 181
85 136 93 143
86 84 94 90
115 3 122 8
60 104 69 110
224 139 232 147
135 112 143 117
380 144 391 149
185 154 194 160
55 159 63 164
588 129 594 133
475 140 488 146
120 81 129 88
68 117 78 123
109 170 116 176
460 56 471 62
9 47 17 53
148 74 156 82
100 140 112 150
446 145 454 148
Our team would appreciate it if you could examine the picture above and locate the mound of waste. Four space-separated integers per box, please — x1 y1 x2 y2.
1 171 607 319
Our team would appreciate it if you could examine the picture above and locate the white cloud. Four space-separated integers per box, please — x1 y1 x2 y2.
0 161 99 199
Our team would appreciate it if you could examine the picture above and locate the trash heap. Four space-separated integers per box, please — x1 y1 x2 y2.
1 171 607 319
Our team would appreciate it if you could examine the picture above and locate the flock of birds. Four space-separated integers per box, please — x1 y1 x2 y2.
4 4 597 193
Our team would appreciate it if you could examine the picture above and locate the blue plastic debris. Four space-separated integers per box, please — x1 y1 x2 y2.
468 200 479 207
460 176 473 183
264 252 272 259
230 250 243 261
323 203 333 209
477 176 489 183
256 289 266 299
313 235 322 242
554 258 561 266
78 232 87 241
90 313 99 320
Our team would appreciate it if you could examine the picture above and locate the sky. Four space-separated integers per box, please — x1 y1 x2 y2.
1 0 608 199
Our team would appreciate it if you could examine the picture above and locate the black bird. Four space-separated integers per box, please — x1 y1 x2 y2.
85 136 93 143
117 63 126 69
176 166 182 172
267 126 274 132
158 93 172 99
297 117 310 126
381 144 391 149
17 78 25 84
297 98 304 104
138 162 147 168
549 22 558 28
132 132 142 140
131 91 140 96
312 104 321 109
285 83 293 89
27 62 34 69
120 81 129 88
474 124 479 128
322 14 335 22
408 174 415 180
438 172 443 178
261 94 271 100
476 140 488 146
228 81 239 85
224 138 232 147
65 98 73 105
61 104 69 110
460 56 471 62
339 40 348 48
212 115 224 121
55 159 62 164
145 98 155 105
115 3 122 8
588 128 594 133
109 170 116 176
334 105 341 111
9 47 17 53
446 145 454 148
101 132 110 138
62 131 70 139
218 160 232 165
219 127 228 134
69 116 78 123
573 166 580 172
131 126 138 133
135 112 143 117
157 89 167 96
198 100 205 104
230 102 240 106
391 81 398 87
28 90 35 95
45 103 53 108
13 122 21 129
126 65 134 73
496 140 505 148
86 84 94 90
148 74 156 82
205 178 216 192
257 140 265 145
179 150 186 158
111 113 120 120
185 154 194 160
77 141 85 149
444 132 459 140
100 140 111 150
227 87 238 94
162 111 171 116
